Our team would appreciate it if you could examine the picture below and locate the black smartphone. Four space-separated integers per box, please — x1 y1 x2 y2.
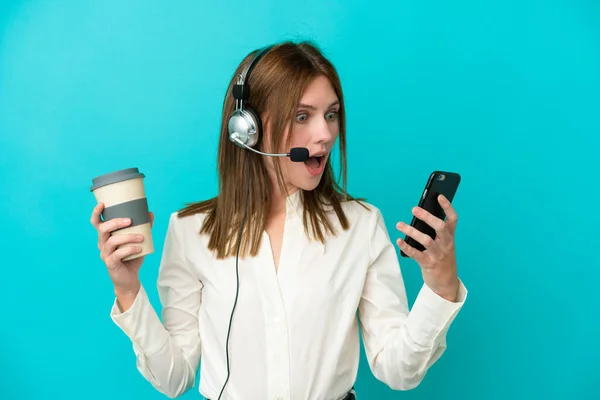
400 171 461 257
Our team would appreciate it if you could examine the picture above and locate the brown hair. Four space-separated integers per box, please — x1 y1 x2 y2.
178 40 364 259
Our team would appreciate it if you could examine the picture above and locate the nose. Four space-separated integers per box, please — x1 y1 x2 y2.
314 117 334 144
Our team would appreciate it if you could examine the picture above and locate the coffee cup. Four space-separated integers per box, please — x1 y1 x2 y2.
90 168 153 261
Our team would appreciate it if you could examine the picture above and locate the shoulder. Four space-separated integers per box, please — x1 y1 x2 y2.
334 197 386 235
340 197 383 222
338 199 396 262
167 197 215 233
165 208 208 244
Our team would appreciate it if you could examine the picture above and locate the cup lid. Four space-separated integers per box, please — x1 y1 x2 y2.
90 168 145 191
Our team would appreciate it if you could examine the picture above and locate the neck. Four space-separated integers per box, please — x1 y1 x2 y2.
269 181 299 217
266 167 298 217
263 155 299 217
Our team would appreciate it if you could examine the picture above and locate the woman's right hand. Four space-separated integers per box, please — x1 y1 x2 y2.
90 202 154 298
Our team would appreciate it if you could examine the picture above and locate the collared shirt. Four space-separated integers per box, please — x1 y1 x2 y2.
110 190 467 400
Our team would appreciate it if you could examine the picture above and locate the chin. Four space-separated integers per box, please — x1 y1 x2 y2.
293 172 325 192
295 179 322 192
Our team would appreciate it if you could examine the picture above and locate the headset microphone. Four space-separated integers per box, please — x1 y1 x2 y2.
288 147 310 162
229 133 309 162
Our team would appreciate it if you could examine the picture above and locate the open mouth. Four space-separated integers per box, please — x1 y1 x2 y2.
304 155 323 168
304 154 326 176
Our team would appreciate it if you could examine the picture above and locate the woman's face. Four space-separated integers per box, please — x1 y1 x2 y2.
263 75 340 194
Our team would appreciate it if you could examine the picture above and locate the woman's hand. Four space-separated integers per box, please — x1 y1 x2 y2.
396 194 460 302
90 202 154 299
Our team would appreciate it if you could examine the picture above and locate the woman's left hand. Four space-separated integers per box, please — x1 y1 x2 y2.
396 194 460 302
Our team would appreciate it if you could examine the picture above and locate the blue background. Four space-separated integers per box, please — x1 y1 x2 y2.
1 0 598 399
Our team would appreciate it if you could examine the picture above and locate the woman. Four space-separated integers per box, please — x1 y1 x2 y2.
90 41 467 400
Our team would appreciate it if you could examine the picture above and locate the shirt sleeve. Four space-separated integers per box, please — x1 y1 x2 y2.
358 207 467 390
110 212 203 398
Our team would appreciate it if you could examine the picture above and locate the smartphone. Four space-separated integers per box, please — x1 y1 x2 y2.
400 171 461 257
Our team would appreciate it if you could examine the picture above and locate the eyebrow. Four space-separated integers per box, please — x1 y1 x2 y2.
297 100 340 110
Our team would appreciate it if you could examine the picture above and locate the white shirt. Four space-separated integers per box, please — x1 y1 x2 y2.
110 190 467 400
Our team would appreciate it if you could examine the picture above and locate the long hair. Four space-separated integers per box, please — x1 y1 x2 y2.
178 41 364 259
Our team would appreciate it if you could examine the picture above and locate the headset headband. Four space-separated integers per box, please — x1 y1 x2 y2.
233 45 275 102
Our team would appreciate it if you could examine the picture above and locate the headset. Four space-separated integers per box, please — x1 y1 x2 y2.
227 45 309 162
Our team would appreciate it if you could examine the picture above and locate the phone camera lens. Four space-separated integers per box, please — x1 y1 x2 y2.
437 174 446 181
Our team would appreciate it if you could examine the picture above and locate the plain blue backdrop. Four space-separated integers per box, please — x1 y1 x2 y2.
1 0 599 399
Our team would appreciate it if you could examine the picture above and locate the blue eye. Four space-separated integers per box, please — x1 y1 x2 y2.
326 111 338 121
296 113 308 122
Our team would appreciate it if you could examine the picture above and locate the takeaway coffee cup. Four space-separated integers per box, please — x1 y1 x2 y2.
90 168 154 261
